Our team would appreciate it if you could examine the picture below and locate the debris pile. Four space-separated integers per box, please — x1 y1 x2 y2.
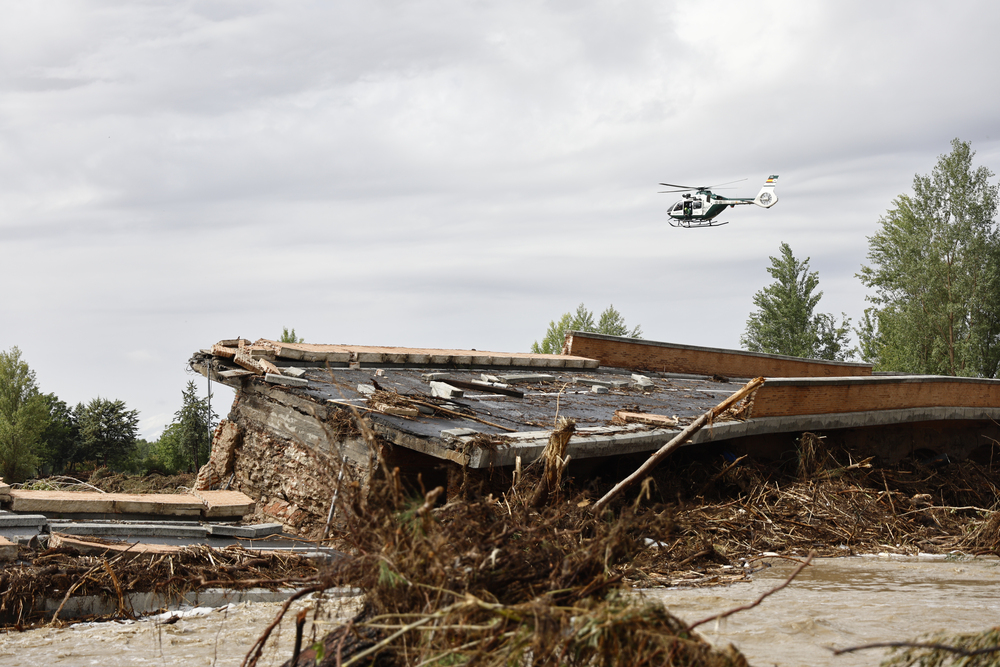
266 463 749 667
0 542 320 627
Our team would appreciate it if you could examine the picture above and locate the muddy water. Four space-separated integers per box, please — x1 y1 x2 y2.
0 594 363 666
647 555 1000 666
1 557 998 666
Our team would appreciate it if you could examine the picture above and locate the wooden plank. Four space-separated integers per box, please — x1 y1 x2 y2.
594 377 765 512
615 411 678 427
49 533 183 557
372 403 420 418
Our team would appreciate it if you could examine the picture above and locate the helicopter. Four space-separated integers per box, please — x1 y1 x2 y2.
660 175 778 228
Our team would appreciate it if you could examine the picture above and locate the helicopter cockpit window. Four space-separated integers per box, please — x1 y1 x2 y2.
673 203 684 212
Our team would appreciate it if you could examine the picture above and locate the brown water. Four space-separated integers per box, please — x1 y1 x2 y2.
647 554 1000 666
0 594 363 666
1 557 998 666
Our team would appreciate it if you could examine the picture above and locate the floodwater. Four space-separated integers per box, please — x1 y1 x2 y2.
1 556 998 666
0 594 363 666
647 554 1000 666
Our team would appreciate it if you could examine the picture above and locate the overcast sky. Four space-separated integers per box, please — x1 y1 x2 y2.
2 1 999 439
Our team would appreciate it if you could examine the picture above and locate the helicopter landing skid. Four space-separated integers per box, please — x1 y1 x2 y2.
668 219 729 229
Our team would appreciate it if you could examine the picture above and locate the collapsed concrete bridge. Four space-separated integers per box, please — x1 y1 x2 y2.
189 333 1000 536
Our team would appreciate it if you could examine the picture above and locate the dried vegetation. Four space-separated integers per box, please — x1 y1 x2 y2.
264 423 1000 666
0 543 320 628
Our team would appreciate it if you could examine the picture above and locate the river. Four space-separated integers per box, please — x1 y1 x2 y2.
1 555 997 666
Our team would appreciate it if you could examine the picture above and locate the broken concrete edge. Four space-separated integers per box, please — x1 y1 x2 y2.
454 405 1000 469
764 374 1000 388
193 349 600 380
0 517 285 541
0 536 17 562
265 373 309 387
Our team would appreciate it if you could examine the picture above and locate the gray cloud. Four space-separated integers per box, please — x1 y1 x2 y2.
2 1 999 438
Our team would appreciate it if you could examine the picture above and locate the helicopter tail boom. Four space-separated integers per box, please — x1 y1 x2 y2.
753 175 778 208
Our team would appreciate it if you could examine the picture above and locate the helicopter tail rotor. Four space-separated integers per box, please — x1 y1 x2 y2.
753 175 779 208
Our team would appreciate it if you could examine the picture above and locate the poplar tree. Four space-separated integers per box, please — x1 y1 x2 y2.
858 139 1000 376
741 243 852 360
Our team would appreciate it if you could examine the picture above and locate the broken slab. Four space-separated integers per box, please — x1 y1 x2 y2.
500 373 555 384
0 514 47 528
206 523 284 539
430 381 464 399
265 373 309 387
441 427 479 439
219 369 254 379
51 522 208 539
631 374 655 389
0 536 17 562
10 491 204 517
591 385 609 394
192 490 256 519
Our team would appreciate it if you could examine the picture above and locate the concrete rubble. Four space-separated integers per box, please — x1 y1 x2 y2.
184 334 1000 538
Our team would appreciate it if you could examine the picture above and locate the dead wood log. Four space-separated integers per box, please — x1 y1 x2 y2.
592 377 764 513
529 418 575 507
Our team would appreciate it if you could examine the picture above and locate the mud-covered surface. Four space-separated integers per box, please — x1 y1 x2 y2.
299 366 732 438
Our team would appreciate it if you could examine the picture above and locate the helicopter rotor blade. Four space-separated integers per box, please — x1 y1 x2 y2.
706 178 748 189
658 178 749 192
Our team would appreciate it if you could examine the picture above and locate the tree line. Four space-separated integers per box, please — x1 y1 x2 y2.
742 139 999 375
535 140 1000 378
0 347 214 483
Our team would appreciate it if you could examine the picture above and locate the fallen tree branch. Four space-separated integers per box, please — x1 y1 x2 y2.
593 377 765 512
685 549 815 633
832 641 1000 657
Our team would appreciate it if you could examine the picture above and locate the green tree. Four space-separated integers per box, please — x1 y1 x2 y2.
78 398 140 469
280 327 304 344
741 243 852 360
531 304 642 354
37 393 80 474
170 380 215 472
0 347 49 482
858 139 1000 376
153 423 185 474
